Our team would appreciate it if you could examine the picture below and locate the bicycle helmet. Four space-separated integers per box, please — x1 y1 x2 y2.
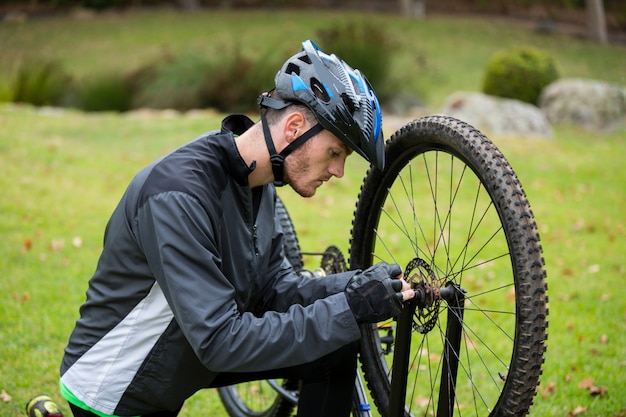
258 40 385 186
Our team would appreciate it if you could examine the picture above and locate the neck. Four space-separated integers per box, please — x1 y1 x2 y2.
234 122 276 189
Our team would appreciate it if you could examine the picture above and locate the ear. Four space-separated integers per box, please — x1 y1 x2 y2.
282 111 309 144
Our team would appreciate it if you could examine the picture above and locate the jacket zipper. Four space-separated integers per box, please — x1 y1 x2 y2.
253 224 259 257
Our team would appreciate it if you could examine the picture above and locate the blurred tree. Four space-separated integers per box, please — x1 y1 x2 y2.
176 0 199 10
586 0 608 43
399 0 425 19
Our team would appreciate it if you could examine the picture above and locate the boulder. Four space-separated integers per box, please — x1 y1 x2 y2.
539 78 626 131
439 92 552 139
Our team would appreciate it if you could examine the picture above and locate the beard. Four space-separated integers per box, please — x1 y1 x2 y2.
283 146 316 198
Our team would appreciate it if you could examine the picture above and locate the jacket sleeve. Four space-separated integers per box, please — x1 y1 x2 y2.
253 215 357 313
134 191 361 373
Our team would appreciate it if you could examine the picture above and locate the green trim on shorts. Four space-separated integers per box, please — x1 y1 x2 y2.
59 379 138 417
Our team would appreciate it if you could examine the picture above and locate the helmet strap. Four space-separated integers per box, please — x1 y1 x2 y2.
259 109 323 187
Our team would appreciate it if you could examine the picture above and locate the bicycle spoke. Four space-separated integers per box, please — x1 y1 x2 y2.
353 117 547 417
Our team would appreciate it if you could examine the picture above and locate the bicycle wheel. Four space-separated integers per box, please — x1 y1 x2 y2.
217 196 300 417
218 379 299 417
276 196 304 273
350 116 548 417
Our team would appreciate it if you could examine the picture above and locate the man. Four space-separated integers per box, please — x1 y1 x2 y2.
44 40 414 417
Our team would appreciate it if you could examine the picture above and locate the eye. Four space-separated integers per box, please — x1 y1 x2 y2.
330 149 341 158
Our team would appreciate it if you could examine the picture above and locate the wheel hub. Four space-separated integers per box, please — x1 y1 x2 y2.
405 257 444 334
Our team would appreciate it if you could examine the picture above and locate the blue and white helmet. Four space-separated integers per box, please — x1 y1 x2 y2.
260 40 385 171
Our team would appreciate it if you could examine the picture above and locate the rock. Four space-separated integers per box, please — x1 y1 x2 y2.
439 92 552 139
384 91 425 117
539 78 626 131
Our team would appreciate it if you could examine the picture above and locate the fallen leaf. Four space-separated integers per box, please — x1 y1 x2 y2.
0 390 11 402
72 236 83 248
577 377 608 397
572 219 585 232
413 396 430 407
23 238 33 250
600 334 608 344
567 405 587 416
49 239 64 251
589 385 608 397
600 294 611 301
578 378 595 390
541 381 557 398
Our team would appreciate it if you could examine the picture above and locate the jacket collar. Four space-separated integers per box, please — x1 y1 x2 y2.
219 114 257 186
221 114 255 136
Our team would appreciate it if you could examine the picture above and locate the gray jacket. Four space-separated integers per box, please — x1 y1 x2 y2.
60 115 361 416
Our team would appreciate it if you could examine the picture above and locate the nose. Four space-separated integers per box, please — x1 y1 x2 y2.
329 158 346 179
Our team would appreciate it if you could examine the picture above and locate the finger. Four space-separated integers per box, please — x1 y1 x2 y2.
402 289 415 301
391 279 403 292
399 278 411 292
388 263 402 278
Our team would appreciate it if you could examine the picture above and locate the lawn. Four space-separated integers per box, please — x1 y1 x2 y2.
1 8 625 417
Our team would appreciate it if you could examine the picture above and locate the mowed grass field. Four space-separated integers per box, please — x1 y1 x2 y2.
1 8 625 417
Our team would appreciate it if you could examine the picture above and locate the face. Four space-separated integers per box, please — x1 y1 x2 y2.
283 130 351 198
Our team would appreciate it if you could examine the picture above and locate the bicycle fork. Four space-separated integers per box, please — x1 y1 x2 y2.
388 282 466 417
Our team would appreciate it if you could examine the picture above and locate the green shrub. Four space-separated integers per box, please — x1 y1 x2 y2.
132 53 214 111
1 59 70 106
129 45 278 113
482 46 559 105
200 45 279 113
73 73 133 112
316 23 395 100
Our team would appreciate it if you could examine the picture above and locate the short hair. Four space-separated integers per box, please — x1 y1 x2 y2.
263 92 317 127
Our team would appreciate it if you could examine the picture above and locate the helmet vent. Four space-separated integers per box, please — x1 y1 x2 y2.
285 63 300 75
341 93 356 115
298 55 312 65
311 78 331 103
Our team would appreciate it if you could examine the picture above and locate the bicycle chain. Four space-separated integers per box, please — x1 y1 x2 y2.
405 257 442 334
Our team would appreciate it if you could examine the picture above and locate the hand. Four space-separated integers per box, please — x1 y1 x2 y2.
344 263 414 324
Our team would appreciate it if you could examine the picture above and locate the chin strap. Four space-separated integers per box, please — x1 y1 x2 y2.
259 109 324 187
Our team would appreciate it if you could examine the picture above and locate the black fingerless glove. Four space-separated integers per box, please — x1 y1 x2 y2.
344 263 404 323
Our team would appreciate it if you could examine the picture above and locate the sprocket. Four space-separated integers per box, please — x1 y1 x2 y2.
320 245 347 274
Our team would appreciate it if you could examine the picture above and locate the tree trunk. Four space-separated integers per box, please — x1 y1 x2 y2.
399 0 425 19
586 0 608 44
176 0 200 11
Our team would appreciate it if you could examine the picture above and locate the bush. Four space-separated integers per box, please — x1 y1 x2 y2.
132 53 214 111
317 23 396 100
482 46 559 105
1 59 70 106
73 73 133 112
200 44 279 113
128 45 278 113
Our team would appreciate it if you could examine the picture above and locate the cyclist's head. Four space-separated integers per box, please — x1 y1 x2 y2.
258 40 385 186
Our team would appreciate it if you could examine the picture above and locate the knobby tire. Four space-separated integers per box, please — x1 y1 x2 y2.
350 116 548 417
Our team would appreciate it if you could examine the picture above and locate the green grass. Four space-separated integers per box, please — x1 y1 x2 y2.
1 8 625 417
